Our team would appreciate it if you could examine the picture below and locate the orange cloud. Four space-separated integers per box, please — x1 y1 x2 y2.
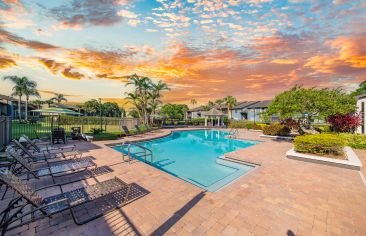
0 57 16 69
271 58 298 64
305 33 366 74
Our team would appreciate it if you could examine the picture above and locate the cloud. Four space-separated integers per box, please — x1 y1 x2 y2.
305 33 366 74
49 0 131 29
0 56 16 69
0 28 59 50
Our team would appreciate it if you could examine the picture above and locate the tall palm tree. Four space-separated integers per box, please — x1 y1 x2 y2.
149 80 169 124
52 93 67 104
125 92 143 119
24 82 40 121
3 76 33 120
190 99 197 108
224 96 237 119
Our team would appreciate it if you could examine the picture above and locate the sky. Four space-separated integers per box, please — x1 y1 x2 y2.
0 0 365 106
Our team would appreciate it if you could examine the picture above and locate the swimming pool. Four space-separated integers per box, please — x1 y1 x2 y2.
112 130 258 191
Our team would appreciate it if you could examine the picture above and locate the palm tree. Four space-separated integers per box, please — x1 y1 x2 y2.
45 99 54 107
149 80 169 124
24 82 40 121
224 96 237 119
190 99 197 108
125 92 143 119
215 99 224 109
52 93 67 104
3 76 34 120
31 100 44 109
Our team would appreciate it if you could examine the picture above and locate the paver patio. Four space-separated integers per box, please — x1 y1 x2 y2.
1 128 366 236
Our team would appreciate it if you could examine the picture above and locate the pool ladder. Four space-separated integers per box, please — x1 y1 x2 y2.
121 142 153 164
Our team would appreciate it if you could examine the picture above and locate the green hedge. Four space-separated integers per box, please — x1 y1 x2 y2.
228 120 248 128
294 134 345 156
340 133 366 149
262 123 290 136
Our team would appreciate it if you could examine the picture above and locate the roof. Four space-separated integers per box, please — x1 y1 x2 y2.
355 93 366 100
246 100 272 109
0 94 18 103
203 108 226 116
233 101 260 109
188 106 205 112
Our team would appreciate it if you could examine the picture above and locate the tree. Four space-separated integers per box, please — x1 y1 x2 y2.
31 99 44 109
265 86 356 128
149 80 169 123
52 93 67 104
83 99 100 116
45 99 54 107
160 104 189 120
125 74 170 124
224 96 237 119
190 99 197 108
351 80 366 97
24 81 40 120
215 99 224 109
102 102 121 117
3 76 38 120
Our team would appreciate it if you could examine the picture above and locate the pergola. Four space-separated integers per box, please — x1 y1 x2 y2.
203 108 227 127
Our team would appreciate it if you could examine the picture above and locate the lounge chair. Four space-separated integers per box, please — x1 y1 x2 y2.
134 125 146 135
51 127 66 144
122 125 132 136
7 148 96 182
21 135 75 155
0 169 133 235
12 140 81 163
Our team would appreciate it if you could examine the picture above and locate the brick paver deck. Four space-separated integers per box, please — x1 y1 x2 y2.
2 128 366 236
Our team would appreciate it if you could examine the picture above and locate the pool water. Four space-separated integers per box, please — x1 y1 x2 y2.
112 130 258 191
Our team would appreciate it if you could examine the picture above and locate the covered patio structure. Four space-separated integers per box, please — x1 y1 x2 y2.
203 108 227 127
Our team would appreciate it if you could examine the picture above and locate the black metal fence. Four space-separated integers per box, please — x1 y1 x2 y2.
11 116 140 139
0 116 12 150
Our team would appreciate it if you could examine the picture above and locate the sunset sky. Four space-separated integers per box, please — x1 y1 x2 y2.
0 0 365 105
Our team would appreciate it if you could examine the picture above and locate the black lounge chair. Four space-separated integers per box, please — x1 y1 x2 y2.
134 125 145 135
51 127 66 144
12 140 80 163
0 169 133 235
8 149 97 182
122 126 142 137
21 135 75 154
122 125 132 136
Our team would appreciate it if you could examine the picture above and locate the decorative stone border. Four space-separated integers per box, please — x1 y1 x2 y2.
286 147 362 170
260 134 294 140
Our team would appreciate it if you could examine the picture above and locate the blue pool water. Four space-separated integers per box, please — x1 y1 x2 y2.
112 130 258 191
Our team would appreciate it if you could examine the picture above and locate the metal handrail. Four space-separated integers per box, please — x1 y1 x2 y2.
121 142 153 163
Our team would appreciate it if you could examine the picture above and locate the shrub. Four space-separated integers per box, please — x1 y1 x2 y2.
228 120 248 128
89 128 104 135
294 134 345 156
313 124 332 133
262 123 290 136
244 122 267 130
280 118 299 130
326 113 361 133
191 118 206 126
340 133 366 149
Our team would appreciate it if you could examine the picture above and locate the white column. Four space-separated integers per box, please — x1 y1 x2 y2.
217 117 220 127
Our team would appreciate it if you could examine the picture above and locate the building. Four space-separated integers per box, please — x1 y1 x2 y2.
0 94 17 117
186 100 276 122
231 101 260 120
186 106 206 119
356 94 366 134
